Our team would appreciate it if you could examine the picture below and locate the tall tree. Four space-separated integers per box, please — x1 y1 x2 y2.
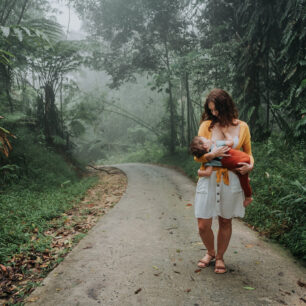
195 0 306 141
29 40 83 144
73 0 193 153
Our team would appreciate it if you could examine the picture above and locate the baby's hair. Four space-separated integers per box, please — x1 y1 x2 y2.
189 136 208 158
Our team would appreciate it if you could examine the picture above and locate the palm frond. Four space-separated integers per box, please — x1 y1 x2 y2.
22 18 64 42
0 125 16 157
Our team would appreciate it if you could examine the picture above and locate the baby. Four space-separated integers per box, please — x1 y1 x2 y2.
190 129 253 207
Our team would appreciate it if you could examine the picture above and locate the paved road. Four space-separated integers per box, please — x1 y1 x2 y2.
27 163 305 306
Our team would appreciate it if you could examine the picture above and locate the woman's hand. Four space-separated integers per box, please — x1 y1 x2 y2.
207 146 230 160
235 162 253 175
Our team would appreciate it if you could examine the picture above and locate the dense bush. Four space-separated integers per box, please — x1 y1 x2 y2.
244 139 306 261
0 127 79 188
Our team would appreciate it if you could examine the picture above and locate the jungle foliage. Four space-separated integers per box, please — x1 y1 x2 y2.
0 0 98 281
73 0 306 148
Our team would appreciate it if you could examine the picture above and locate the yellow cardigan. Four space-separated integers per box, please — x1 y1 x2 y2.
195 120 254 184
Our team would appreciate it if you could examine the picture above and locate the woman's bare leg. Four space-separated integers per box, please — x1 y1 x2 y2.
215 216 232 273
197 218 215 267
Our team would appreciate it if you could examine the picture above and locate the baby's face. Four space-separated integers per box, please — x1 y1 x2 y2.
197 137 211 151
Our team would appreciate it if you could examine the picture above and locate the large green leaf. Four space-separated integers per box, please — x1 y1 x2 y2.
0 49 14 65
295 79 306 97
284 67 297 82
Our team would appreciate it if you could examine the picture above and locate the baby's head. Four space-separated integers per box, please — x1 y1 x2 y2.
189 136 211 158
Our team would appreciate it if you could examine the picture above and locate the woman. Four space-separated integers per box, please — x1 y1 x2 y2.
194 88 254 274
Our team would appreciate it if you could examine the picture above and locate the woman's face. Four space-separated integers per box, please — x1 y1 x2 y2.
208 101 219 118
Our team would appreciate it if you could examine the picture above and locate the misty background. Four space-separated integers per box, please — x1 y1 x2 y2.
48 0 167 164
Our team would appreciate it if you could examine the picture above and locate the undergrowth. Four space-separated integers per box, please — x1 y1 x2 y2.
0 128 98 263
0 178 96 263
244 139 306 261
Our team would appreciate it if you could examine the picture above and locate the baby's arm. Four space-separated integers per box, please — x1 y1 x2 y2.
198 166 213 177
221 127 234 147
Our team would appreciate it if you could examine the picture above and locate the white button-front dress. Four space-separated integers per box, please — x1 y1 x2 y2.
194 136 245 219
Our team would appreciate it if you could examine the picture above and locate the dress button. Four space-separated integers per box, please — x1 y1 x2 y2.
217 184 220 187
217 200 220 203
217 193 220 195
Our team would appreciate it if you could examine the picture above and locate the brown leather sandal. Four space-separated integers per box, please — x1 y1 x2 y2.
214 258 227 274
197 253 215 268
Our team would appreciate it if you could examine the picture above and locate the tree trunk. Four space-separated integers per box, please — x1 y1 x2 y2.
246 59 260 134
60 76 64 136
17 0 29 25
249 69 260 133
3 66 13 112
191 105 198 137
44 83 56 144
6 88 13 113
0 0 10 25
180 77 185 147
168 78 175 154
185 71 191 145
266 51 270 130
36 94 44 128
66 131 70 148
2 0 17 26
164 40 176 154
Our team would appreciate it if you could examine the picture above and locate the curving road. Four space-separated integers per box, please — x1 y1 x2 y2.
27 163 305 306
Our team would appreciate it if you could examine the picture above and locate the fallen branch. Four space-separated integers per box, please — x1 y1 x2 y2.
87 165 123 175
87 164 112 174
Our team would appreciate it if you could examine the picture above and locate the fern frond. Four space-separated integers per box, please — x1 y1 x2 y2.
22 18 64 42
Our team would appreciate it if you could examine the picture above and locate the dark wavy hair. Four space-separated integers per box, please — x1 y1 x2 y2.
201 88 238 130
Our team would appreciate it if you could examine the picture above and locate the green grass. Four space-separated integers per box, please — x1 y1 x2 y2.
0 176 97 263
103 138 306 262
0 128 99 263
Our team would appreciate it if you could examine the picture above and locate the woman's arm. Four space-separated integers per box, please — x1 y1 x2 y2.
198 166 213 177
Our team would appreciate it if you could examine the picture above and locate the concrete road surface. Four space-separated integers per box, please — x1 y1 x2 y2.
27 163 306 306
